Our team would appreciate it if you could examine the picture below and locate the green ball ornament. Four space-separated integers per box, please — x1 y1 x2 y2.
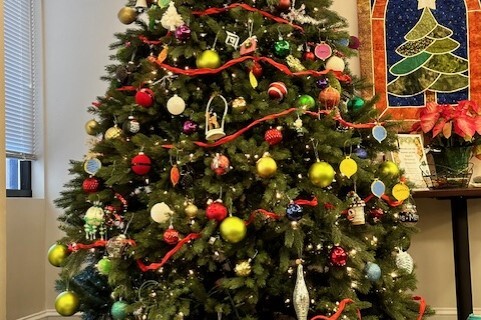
295 95 316 109
196 50 221 69
347 96 365 111
379 161 400 178
308 161 335 188
274 40 290 58
55 291 80 316
220 216 247 243
111 300 129 320
96 257 112 275
47 243 70 267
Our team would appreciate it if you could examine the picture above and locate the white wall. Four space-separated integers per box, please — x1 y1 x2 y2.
5 0 480 319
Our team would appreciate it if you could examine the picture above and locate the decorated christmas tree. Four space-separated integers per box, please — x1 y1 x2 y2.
48 0 430 319
388 0 468 97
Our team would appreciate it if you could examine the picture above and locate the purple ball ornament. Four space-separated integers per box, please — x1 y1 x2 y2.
175 25 191 41
316 77 329 89
182 120 198 134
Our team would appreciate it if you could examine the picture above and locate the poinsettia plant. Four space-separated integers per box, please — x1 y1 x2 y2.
412 100 481 152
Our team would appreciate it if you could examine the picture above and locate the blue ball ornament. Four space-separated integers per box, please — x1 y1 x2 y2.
111 301 129 320
286 203 303 221
353 146 368 159
365 262 382 281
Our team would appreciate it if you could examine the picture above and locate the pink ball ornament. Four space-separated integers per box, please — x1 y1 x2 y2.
268 82 287 100
175 24 191 41
135 88 155 108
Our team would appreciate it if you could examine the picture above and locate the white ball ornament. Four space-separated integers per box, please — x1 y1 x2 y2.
396 250 414 274
325 55 345 72
166 94 186 115
150 202 173 223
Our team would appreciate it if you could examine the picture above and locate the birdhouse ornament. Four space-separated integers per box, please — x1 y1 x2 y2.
205 94 229 141
346 191 366 225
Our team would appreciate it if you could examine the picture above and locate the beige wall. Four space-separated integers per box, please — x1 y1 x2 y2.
5 0 481 319
1 1 7 319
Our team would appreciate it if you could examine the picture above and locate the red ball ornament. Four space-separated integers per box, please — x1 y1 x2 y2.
370 207 385 220
211 153 230 176
318 86 340 109
135 88 155 108
206 201 228 222
329 246 348 266
131 152 152 175
268 82 288 100
82 177 100 193
277 0 291 11
251 62 263 77
264 128 283 146
163 228 180 245
303 51 315 61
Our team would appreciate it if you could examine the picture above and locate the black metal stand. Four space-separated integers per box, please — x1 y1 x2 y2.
413 188 481 320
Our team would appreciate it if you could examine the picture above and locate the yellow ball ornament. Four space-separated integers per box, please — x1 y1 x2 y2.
184 203 199 218
55 291 80 316
220 216 247 243
47 243 70 267
105 125 122 140
85 119 99 136
256 155 277 178
308 161 335 187
379 161 400 178
117 7 138 25
196 50 221 69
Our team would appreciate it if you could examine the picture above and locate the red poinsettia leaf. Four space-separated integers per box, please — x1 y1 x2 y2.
420 110 441 133
442 121 452 139
432 120 446 137
454 117 476 138
475 116 481 135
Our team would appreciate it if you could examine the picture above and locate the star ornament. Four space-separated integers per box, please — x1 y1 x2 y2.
418 0 436 9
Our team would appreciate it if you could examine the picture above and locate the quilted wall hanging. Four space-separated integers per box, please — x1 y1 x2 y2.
357 0 481 122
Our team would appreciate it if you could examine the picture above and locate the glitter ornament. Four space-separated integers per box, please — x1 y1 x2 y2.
111 300 129 320
182 120 198 134
161 1 184 31
268 82 288 100
131 153 152 175
295 94 316 109
123 116 140 134
163 227 180 245
329 246 348 266
347 96 365 111
82 176 100 193
106 235 128 258
264 127 283 146
184 203 199 218
211 153 230 176
175 24 191 41
220 216 247 243
235 260 252 277
274 39 291 58
232 97 247 112
308 161 335 188
256 154 278 178
166 94 186 115
47 243 70 267
365 262 382 281
206 200 228 222
196 50 221 69
286 55 306 72
85 119 99 136
117 7 137 25
105 125 122 140
55 291 80 316
325 55 345 72
396 250 414 274
286 203 303 221
316 77 329 89
318 86 340 109
150 202 173 224
293 263 309 320
96 257 112 275
135 88 155 108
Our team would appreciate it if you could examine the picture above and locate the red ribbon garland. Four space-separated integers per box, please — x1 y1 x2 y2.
192 3 304 32
68 238 137 252
137 233 201 272
364 193 404 207
294 197 318 207
414 295 427 320
305 110 382 129
245 209 282 226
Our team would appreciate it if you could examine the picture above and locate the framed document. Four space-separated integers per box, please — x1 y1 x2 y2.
390 134 430 190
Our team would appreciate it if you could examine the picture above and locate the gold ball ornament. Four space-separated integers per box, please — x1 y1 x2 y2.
220 216 247 243
47 243 70 267
308 161 335 188
105 125 122 140
379 161 400 178
235 260 252 277
256 155 277 178
117 7 138 25
184 203 199 218
85 119 99 136
55 291 80 316
196 50 221 69
318 86 341 109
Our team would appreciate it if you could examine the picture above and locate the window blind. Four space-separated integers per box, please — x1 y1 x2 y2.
4 0 37 160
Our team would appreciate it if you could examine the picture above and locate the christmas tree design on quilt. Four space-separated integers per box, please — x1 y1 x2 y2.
388 0 468 97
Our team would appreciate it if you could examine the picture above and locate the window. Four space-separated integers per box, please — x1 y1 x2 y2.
4 0 40 197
